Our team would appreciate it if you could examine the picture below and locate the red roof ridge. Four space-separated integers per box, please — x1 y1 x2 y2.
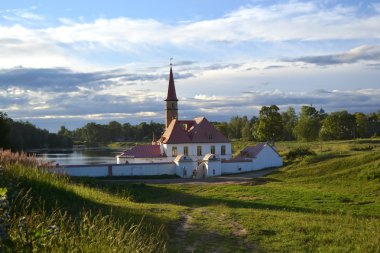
120 144 165 158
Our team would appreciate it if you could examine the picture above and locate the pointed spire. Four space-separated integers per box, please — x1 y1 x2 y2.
165 66 178 101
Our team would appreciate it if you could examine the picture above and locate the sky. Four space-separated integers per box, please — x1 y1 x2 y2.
0 0 379 132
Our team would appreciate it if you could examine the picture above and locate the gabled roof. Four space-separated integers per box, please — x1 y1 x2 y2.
161 119 192 144
188 117 229 143
164 67 178 101
119 145 165 158
236 143 280 159
160 117 230 144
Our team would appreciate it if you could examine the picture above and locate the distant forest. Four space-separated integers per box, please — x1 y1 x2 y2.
0 112 72 150
1 105 380 150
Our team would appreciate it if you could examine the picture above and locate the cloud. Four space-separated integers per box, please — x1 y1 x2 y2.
182 89 380 117
264 65 286 70
0 1 379 69
43 1 380 48
286 45 380 65
0 67 194 92
1 7 44 22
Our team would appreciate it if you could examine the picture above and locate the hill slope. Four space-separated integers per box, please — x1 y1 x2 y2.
1 139 380 252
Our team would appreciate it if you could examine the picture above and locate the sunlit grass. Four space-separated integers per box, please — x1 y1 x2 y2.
0 149 171 252
1 139 380 252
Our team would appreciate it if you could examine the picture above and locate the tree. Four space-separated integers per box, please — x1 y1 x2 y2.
254 105 283 141
214 122 229 139
368 112 380 137
228 116 244 139
281 107 298 141
241 122 252 140
294 106 320 141
108 121 123 141
355 113 369 138
320 111 356 140
0 112 11 148
58 126 71 138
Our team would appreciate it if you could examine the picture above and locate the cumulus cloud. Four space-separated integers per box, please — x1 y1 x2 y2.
0 1 380 70
287 45 380 65
42 1 380 46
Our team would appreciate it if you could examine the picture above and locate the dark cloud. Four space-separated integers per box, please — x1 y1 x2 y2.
0 67 114 92
285 45 380 65
203 63 241 71
0 67 194 92
264 65 286 70
175 60 196 66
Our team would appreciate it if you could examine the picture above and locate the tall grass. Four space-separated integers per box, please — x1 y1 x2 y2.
0 149 167 252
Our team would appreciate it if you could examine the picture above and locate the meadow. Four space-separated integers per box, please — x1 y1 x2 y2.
1 139 380 252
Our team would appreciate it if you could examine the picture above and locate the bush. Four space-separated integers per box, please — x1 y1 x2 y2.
350 145 374 151
286 147 315 160
302 153 337 164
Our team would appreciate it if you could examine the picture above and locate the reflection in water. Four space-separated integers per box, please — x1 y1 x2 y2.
31 148 122 165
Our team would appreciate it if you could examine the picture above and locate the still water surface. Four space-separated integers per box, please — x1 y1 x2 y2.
32 148 123 165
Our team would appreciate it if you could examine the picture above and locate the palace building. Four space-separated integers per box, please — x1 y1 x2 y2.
117 66 232 164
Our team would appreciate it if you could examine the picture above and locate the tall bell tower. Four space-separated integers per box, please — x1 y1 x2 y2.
165 65 178 129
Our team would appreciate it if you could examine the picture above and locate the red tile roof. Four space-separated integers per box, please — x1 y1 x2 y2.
161 119 192 144
236 143 280 159
160 117 229 144
165 67 178 101
119 145 166 158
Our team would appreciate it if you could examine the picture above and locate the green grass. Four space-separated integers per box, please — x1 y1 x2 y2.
1 139 380 252
107 141 149 149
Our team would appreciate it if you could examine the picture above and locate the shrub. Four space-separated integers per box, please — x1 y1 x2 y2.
286 147 315 160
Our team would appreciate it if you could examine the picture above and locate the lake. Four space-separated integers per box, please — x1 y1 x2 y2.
31 148 123 165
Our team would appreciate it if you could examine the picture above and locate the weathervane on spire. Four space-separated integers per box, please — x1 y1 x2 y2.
170 57 173 67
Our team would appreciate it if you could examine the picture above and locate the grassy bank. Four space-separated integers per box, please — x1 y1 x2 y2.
1 139 380 252
0 151 171 252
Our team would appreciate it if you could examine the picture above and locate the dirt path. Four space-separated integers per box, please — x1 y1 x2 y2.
171 207 256 252
100 167 278 185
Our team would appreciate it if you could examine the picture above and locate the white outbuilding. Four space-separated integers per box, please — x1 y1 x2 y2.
235 143 283 170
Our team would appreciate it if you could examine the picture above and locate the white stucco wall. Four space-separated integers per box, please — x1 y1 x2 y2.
175 160 196 178
63 165 109 177
163 142 232 161
221 161 253 174
112 163 176 176
62 163 176 177
205 161 222 177
252 145 283 170
62 144 282 178
117 156 172 164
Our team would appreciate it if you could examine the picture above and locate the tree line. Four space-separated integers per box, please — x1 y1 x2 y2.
1 106 380 150
59 121 164 146
0 112 73 150
214 105 380 142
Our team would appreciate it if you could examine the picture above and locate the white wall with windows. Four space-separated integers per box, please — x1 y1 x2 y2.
162 143 232 161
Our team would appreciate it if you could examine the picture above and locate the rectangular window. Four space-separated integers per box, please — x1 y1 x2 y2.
197 146 202 156
211 145 215 154
172 146 177 157
184 146 189 156
221 145 226 155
